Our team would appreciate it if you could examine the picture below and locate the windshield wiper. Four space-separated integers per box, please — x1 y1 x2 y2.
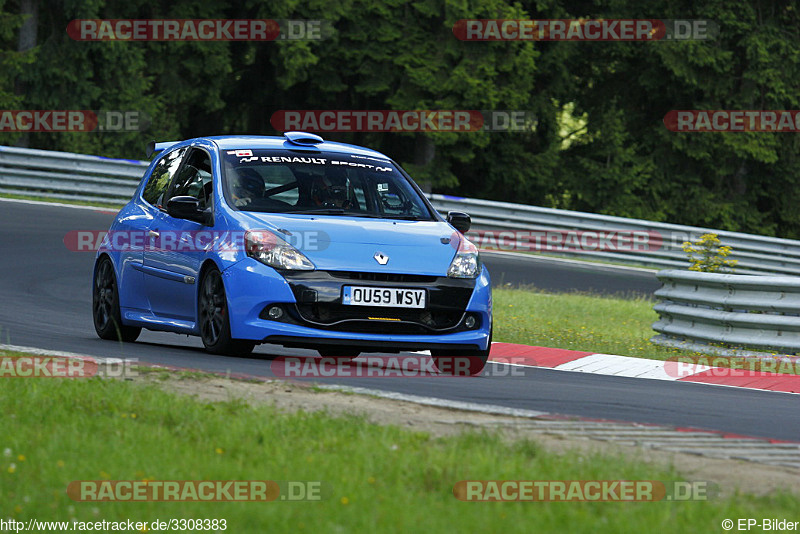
285 209 394 218
283 209 427 220
386 215 427 220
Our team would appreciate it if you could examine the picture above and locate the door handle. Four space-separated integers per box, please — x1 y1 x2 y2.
148 230 160 239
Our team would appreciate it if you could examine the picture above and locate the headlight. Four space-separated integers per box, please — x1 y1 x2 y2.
447 235 480 278
245 230 315 271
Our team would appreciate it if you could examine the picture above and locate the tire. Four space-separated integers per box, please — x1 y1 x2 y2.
198 267 255 356
431 326 492 376
318 347 360 362
93 256 141 342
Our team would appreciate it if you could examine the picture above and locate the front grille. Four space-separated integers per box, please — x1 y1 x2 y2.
276 270 477 335
326 271 437 283
319 322 428 335
293 303 465 334
297 303 462 327
297 303 463 330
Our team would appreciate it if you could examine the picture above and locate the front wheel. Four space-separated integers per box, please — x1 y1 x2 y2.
199 267 255 356
431 327 492 376
93 257 141 342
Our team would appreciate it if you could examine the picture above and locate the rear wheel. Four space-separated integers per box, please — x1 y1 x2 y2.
199 267 255 356
431 327 492 376
92 256 141 342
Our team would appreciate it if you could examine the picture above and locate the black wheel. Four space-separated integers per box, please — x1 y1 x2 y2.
199 267 255 356
431 326 492 376
318 347 360 362
93 257 141 342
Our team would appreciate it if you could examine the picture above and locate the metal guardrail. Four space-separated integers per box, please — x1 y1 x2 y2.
429 194 800 276
651 270 800 354
0 145 147 204
3 144 800 276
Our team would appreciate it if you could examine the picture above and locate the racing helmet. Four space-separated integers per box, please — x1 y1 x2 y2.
232 168 264 200
311 169 352 208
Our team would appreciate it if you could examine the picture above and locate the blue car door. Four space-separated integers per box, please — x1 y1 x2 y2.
142 147 214 321
129 147 187 312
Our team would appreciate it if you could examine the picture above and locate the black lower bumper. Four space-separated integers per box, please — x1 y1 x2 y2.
263 335 481 353
268 270 479 335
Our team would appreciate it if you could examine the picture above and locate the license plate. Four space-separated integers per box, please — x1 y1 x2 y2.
342 286 426 308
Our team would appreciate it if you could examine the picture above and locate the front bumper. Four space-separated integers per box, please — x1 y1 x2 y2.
222 258 492 352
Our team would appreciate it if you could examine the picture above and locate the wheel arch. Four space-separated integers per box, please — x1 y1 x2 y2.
92 252 141 342
195 258 225 320
197 258 224 290
92 253 117 292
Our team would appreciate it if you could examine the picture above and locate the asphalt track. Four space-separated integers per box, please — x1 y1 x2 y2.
1 200 797 442
481 251 660 295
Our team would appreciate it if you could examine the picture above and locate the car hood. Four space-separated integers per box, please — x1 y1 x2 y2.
237 212 460 275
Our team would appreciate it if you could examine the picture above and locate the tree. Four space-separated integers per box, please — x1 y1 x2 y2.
553 0 800 236
0 0 36 146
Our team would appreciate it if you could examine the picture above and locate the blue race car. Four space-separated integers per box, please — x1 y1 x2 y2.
92 132 492 374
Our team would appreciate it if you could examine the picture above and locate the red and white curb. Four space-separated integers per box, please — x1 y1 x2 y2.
488 343 800 395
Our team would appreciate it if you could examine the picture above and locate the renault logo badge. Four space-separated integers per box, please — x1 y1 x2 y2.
374 252 389 265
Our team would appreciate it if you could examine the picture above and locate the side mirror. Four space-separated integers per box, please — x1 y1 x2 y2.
167 196 209 224
447 211 471 233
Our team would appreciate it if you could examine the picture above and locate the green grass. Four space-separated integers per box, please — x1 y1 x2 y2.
494 288 686 360
492 288 796 367
1 375 797 533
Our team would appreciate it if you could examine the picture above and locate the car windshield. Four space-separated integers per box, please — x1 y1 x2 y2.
221 149 434 220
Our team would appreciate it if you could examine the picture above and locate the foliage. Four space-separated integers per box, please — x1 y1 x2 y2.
682 233 738 272
3 0 800 237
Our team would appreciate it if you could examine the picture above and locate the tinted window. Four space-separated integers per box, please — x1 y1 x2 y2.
166 148 213 209
142 147 186 207
220 150 433 220
261 165 299 206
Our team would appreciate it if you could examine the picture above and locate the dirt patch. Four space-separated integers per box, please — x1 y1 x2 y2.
126 366 799 498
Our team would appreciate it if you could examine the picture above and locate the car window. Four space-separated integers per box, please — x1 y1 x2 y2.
142 147 186 207
372 175 427 218
221 150 433 219
261 165 299 205
166 148 213 209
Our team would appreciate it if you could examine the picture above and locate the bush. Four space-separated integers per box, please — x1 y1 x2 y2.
682 233 738 273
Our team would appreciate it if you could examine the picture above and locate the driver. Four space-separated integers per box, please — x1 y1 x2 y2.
231 168 264 207
311 169 353 208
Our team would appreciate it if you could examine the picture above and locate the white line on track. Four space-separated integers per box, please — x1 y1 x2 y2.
0 197 120 212
481 249 659 273
0 343 126 365
317 384 551 418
